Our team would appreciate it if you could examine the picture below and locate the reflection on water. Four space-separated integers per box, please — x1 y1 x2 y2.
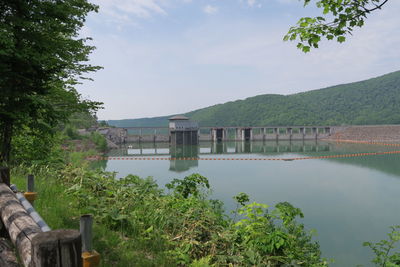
111 140 332 156
108 141 332 172
107 141 400 176
169 145 198 172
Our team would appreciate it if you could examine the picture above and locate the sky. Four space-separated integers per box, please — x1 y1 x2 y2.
77 0 400 120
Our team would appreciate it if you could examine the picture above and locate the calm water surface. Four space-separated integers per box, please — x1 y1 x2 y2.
103 141 400 266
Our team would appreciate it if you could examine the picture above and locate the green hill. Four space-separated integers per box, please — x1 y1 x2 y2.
107 116 171 128
107 70 400 127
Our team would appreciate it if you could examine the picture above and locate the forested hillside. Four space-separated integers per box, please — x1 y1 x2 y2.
107 70 400 127
107 116 171 127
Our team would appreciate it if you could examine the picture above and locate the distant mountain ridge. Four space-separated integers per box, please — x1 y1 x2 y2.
106 71 400 127
107 116 171 128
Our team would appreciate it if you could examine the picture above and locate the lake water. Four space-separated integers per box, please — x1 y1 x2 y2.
103 141 400 266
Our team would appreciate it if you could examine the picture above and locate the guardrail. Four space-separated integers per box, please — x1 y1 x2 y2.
0 167 100 267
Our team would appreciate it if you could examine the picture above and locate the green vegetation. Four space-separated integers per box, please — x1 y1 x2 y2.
11 162 328 266
8 111 107 165
107 116 171 128
89 132 108 152
364 226 400 266
64 130 107 153
284 0 390 52
60 111 107 153
0 0 102 164
106 70 400 127
68 112 99 129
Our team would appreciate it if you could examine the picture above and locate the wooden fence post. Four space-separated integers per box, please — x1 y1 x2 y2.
0 167 10 186
31 229 82 267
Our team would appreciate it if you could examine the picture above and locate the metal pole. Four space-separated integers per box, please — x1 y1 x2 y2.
81 214 101 266
24 174 37 205
27 174 35 192
80 214 93 253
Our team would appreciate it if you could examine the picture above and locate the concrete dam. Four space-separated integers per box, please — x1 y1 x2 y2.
99 115 333 145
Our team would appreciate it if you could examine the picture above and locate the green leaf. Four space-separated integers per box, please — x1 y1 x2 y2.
337 36 346 43
326 34 334 40
302 46 311 53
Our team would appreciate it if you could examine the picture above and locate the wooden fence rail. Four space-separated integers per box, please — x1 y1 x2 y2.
0 237 19 266
0 167 83 267
0 182 41 265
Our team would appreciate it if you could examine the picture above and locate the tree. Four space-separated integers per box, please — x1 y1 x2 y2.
284 0 390 52
0 0 102 164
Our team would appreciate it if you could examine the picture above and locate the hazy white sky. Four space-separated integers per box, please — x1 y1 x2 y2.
77 0 400 120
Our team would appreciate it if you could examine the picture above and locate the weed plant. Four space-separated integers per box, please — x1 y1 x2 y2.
12 162 328 266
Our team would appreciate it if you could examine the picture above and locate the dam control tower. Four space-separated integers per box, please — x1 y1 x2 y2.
169 115 199 145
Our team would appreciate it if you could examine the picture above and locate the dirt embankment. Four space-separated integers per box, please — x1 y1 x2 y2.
328 125 400 142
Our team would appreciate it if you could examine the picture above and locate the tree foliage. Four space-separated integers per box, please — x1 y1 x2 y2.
284 0 390 52
0 0 102 163
364 226 400 266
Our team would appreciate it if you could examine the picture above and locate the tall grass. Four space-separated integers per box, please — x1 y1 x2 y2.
10 164 176 266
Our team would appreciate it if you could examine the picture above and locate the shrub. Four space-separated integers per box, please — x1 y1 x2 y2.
89 132 107 152
60 167 328 266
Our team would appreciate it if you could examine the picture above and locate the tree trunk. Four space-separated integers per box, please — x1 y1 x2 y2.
0 120 13 164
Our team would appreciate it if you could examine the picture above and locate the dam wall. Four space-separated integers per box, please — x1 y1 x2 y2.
95 124 400 146
329 125 400 142
99 126 332 144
